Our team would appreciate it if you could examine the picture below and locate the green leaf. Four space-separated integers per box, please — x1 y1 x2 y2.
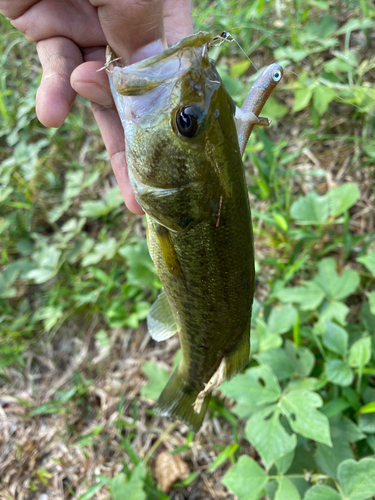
281 390 332 445
221 365 280 419
81 238 117 267
255 348 295 381
330 414 366 442
287 378 319 392
303 485 341 500
357 250 375 277
359 401 375 414
327 183 360 217
342 387 361 411
25 245 62 284
313 87 334 115
219 69 243 99
336 18 375 35
230 60 251 78
245 406 297 469
367 435 375 453
259 330 283 353
140 361 169 401
361 300 375 332
275 449 295 474
119 239 158 290
275 46 308 62
265 480 278 499
348 337 371 368
307 14 338 37
275 478 301 500
332 50 358 67
78 482 105 500
207 444 238 473
78 186 123 218
222 456 268 500
111 464 146 500
338 458 375 500
31 401 65 415
358 413 375 434
314 258 359 300
316 438 354 479
268 305 297 335
292 88 313 112
323 57 352 74
252 319 283 354
263 97 288 121
325 359 354 386
323 321 348 356
290 192 329 225
320 299 349 325
363 387 375 406
322 398 351 418
111 474 128 500
276 281 325 310
285 340 315 377
367 292 375 315
75 424 105 446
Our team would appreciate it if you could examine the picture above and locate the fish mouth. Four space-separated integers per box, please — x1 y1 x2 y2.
110 32 213 97
109 31 217 129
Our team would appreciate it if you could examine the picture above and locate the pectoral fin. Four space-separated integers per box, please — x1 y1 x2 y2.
147 290 178 342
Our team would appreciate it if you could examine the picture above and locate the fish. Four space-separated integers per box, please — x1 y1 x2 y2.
107 32 283 431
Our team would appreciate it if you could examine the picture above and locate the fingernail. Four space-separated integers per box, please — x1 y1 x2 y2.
72 82 114 108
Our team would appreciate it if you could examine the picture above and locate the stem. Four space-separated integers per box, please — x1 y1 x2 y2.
268 473 331 480
356 363 363 394
334 478 347 499
143 421 179 466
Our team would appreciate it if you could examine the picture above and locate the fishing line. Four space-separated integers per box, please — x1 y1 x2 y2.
212 31 369 113
212 31 259 72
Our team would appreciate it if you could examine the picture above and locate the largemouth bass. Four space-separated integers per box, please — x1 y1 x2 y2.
107 32 282 431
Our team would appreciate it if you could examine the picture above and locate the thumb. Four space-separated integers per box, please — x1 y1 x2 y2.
89 0 167 64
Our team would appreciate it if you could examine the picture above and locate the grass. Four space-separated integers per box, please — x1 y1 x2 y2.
0 0 375 499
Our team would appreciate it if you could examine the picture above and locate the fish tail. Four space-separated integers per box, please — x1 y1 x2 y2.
155 367 210 432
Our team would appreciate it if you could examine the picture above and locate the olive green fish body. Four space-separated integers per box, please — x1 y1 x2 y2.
109 33 260 430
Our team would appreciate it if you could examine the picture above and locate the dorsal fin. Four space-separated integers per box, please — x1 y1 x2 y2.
147 290 178 342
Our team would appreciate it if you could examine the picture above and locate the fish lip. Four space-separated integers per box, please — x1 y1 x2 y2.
110 32 213 97
116 31 212 71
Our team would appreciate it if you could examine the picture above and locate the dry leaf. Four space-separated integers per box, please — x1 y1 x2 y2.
154 451 190 493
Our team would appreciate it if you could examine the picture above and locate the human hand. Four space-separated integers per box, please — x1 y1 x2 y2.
0 0 193 213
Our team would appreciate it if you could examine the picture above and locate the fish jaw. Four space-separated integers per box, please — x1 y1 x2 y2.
109 32 215 130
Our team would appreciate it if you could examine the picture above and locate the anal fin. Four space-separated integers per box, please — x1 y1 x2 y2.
194 323 250 413
155 366 210 432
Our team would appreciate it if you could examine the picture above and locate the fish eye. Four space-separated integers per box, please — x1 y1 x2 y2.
176 106 200 138
273 70 282 82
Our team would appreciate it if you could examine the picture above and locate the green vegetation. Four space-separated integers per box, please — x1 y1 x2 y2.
1 0 375 498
